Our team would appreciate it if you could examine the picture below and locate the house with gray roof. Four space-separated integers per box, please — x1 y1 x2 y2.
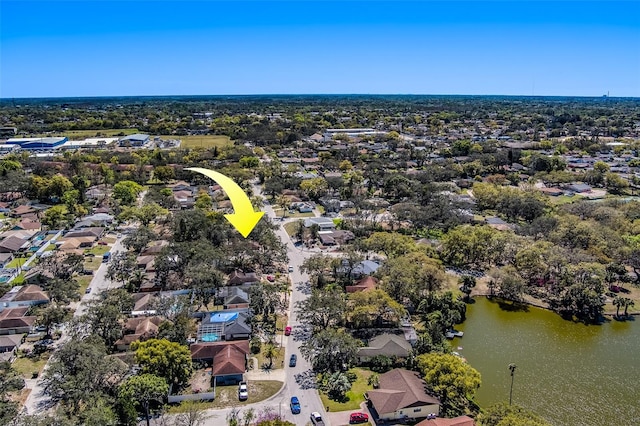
358 333 412 362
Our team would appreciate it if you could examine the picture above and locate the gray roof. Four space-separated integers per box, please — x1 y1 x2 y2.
358 334 412 358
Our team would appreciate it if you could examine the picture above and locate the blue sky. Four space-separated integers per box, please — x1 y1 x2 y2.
1 1 639 98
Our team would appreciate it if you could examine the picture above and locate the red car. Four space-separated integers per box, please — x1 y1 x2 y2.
349 412 369 424
266 275 275 282
284 326 292 336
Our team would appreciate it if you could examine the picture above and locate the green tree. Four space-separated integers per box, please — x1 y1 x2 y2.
42 337 127 413
324 372 352 401
348 289 406 328
417 352 481 417
153 165 175 183
379 251 447 306
362 232 418 258
295 287 347 329
41 205 68 229
0 361 24 425
113 180 143 206
119 374 168 426
133 339 193 388
300 329 362 373
36 305 73 336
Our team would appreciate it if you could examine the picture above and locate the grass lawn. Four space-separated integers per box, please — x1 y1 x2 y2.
44 244 56 252
85 245 110 256
547 195 578 205
76 275 92 294
12 354 50 379
161 135 231 149
11 273 25 284
167 380 282 411
256 344 286 370
6 257 30 268
84 256 102 271
320 368 374 412
284 220 303 237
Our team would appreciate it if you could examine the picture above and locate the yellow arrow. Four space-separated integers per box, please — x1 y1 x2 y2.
186 167 264 238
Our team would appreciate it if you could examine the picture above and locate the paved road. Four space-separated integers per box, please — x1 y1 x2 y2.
198 184 330 425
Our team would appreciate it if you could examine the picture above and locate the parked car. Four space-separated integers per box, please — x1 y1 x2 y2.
349 412 369 424
290 396 301 414
310 412 324 425
85 287 91 294
288 265 294 273
238 382 248 401
284 326 292 336
98 241 108 245
289 354 297 367
266 275 275 282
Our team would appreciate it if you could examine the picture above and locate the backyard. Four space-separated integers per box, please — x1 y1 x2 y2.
319 368 374 412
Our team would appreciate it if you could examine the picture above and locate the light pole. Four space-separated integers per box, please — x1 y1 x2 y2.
508 363 517 405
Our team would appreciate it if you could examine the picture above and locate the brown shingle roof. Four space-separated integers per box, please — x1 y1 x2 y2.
0 307 30 319
0 316 36 329
191 340 249 376
367 369 439 415
0 236 28 252
346 276 378 293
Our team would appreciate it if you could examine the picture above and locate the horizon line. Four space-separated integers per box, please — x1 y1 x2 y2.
1 93 638 101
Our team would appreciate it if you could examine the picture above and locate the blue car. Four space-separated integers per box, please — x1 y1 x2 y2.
290 396 301 414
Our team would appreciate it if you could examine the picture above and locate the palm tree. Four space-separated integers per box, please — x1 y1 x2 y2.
623 298 635 318
613 296 623 318
263 343 277 370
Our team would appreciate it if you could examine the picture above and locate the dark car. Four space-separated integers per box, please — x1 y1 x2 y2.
290 396 301 414
349 412 369 424
289 354 297 367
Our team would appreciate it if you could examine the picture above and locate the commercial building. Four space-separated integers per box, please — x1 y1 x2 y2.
323 128 387 141
118 134 150 147
5 137 67 150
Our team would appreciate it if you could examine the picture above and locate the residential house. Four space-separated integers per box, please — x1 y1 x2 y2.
131 293 158 316
0 236 28 254
222 287 250 309
114 316 163 351
190 340 250 385
304 217 336 230
227 271 259 286
0 285 49 312
140 240 169 256
10 205 36 218
64 227 104 240
0 307 36 335
346 276 378 294
57 236 96 251
366 369 440 422
351 260 381 277
136 255 156 273
13 219 42 231
0 334 23 351
0 253 14 268
85 186 108 200
358 333 412 363
568 183 592 193
416 416 476 426
197 311 251 342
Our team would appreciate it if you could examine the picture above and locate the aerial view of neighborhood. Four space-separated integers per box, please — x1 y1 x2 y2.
0 93 639 426
1 1 639 426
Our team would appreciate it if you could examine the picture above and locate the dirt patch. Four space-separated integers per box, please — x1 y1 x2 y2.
187 369 212 394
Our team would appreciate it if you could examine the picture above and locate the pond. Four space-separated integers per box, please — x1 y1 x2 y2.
457 297 640 426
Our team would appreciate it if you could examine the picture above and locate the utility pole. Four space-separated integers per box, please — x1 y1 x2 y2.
509 363 517 405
